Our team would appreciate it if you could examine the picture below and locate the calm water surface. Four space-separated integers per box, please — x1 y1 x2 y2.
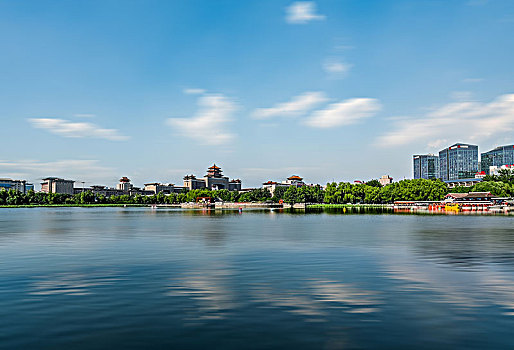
1 208 514 349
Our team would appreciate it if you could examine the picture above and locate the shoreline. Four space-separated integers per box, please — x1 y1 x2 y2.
0 203 391 209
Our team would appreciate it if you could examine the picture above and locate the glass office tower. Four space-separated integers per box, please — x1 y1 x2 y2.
413 154 439 179
438 143 479 181
480 145 514 174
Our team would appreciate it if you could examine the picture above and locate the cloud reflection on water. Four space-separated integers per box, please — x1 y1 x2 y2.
249 278 382 321
382 253 514 316
28 271 121 296
166 267 237 321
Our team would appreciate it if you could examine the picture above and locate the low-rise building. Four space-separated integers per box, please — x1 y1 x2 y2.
489 164 514 176
262 175 306 196
144 183 176 194
116 177 132 192
183 175 206 190
444 178 482 188
262 181 289 196
0 178 29 193
379 175 393 186
73 185 121 197
282 175 305 187
41 177 75 195
445 192 494 202
475 171 486 179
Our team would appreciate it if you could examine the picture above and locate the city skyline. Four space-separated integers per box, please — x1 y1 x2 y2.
5 140 514 193
1 1 514 187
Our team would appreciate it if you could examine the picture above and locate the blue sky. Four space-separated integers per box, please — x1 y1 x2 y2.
1 0 514 188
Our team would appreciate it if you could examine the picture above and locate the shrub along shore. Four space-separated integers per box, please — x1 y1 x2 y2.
1 173 514 207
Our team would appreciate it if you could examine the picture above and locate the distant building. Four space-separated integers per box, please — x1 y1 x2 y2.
444 192 494 202
74 185 120 197
0 178 28 193
262 175 306 196
228 179 242 191
413 154 439 179
144 183 176 194
282 175 305 187
204 164 231 190
379 175 393 186
475 171 486 179
444 178 482 188
116 177 132 192
262 181 289 196
183 175 206 190
41 177 74 195
489 164 514 176
183 164 242 191
481 145 514 175
438 143 479 181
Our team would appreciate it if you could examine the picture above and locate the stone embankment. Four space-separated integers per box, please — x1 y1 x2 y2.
177 202 283 209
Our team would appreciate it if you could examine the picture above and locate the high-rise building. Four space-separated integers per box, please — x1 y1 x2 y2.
480 145 514 175
438 143 479 181
413 154 439 179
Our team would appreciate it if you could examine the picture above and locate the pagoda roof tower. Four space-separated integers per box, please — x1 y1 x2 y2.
206 164 224 178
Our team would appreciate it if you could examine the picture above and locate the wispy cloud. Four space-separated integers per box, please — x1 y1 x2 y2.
322 58 353 79
252 91 328 119
167 93 238 146
450 91 474 101
29 118 128 141
462 78 483 83
0 159 117 183
183 88 206 95
73 113 95 118
285 1 325 24
304 98 381 128
377 94 514 148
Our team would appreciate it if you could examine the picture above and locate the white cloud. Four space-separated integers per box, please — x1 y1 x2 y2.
29 118 128 141
322 58 353 78
0 159 117 184
450 91 474 101
304 98 382 128
427 139 448 149
462 78 483 83
183 88 206 95
167 93 237 146
377 94 514 148
285 1 325 24
252 91 328 119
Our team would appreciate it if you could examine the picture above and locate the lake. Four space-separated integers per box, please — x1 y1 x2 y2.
1 207 514 349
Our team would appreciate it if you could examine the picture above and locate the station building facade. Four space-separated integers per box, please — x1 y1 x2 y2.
183 164 242 191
